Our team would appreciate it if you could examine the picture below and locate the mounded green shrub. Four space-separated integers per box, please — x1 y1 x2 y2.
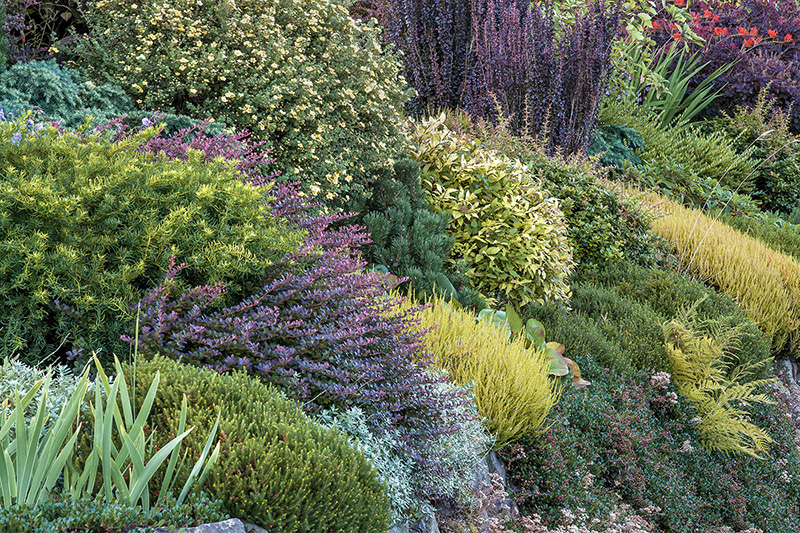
122 356 390 532
0 117 303 366
349 158 485 309
406 113 573 307
72 0 410 203
721 213 800 263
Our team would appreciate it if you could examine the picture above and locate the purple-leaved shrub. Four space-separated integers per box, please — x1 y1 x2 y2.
119 120 470 500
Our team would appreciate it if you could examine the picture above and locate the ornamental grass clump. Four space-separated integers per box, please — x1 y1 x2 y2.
406 113 573 307
72 0 411 203
393 294 559 449
632 188 800 355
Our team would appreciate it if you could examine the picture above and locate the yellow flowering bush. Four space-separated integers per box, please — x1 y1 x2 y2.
72 0 411 202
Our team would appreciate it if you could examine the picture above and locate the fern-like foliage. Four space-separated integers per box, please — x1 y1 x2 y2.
662 299 776 458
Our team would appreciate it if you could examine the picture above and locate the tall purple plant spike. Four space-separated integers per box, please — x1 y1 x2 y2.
2 0 52 62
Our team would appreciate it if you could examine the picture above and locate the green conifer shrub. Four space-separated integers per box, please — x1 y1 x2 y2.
405 113 573 307
348 158 485 308
588 123 645 172
0 117 303 367
0 60 226 134
121 356 390 533
72 0 410 203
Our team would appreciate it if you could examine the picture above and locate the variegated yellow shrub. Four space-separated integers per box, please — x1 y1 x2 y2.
404 113 573 307
393 294 560 448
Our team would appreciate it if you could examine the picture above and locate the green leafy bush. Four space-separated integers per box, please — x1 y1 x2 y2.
441 109 666 267
348 158 485 308
0 117 303 366
0 493 228 533
72 0 410 203
406 113 573 307
501 354 800 532
121 356 390 532
704 91 800 214
601 99 756 197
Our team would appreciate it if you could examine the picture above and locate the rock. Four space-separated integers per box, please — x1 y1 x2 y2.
410 514 439 533
174 519 246 533
388 521 410 533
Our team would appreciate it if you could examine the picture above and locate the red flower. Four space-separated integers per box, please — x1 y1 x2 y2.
768 29 778 38
750 27 758 35
673 32 683 39
786 34 794 42
670 22 677 29
652 21 661 29
674 0 684 5
743 37 755 46
737 26 748 35
713 27 728 35
712 14 720 22
703 9 713 17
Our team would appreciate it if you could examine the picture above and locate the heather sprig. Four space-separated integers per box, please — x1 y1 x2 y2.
127 181 470 500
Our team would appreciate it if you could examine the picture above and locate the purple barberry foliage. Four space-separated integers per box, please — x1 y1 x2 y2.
119 122 471 498
360 0 620 155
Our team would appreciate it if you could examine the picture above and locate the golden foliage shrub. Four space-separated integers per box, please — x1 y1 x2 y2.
663 302 776 458
404 113 573 307
393 294 559 449
630 189 800 355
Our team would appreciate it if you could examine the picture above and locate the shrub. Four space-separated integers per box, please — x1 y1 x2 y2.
600 99 757 197
663 303 776 458
0 493 229 533
126 182 468 500
0 4 7 67
650 0 800 132
392 294 560 449
704 91 800 213
119 356 389 533
722 213 800 262
72 0 410 203
370 0 619 156
0 116 303 367
347 158 485 309
405 113 573 307
318 385 493 526
501 353 800 532
633 188 800 355
575 259 772 376
447 109 668 268
588 123 644 171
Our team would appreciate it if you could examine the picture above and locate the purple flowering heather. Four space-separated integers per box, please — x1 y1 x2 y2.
121 122 470 498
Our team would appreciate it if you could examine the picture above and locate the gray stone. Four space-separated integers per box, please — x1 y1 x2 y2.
178 518 246 533
410 514 439 533
388 520 410 533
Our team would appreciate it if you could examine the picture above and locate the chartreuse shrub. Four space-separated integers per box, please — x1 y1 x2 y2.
442 109 667 267
405 113 573 307
122 356 390 533
663 302 776 459
0 494 228 533
501 353 800 532
0 117 303 366
392 294 559 449
721 213 800 263
72 0 410 203
634 189 800 355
